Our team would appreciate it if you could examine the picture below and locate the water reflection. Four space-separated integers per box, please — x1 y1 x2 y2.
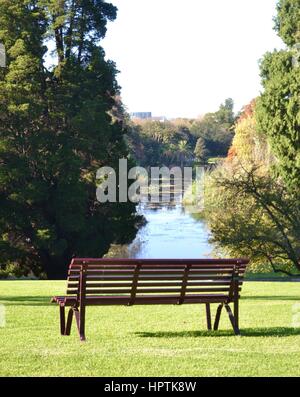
130 203 212 258
106 203 212 259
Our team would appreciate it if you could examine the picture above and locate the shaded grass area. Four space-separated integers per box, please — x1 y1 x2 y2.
245 272 300 281
0 281 300 376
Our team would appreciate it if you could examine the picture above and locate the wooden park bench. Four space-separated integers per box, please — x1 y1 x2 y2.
51 258 249 341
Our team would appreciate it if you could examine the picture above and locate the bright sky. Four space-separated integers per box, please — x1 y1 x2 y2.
102 0 285 119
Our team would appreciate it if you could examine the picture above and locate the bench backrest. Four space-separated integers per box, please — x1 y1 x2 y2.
66 258 249 305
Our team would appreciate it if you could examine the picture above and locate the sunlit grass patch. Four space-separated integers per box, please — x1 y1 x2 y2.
0 280 299 376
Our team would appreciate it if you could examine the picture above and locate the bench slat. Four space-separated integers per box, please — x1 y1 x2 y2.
67 280 243 289
69 264 247 270
69 275 244 282
67 287 242 295
68 268 244 276
71 258 248 265
64 294 230 305
67 276 244 287
68 269 246 276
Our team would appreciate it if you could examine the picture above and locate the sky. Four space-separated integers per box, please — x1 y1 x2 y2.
102 0 285 119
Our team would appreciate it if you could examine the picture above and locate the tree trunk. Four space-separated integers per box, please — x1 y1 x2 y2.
38 250 70 279
65 0 76 59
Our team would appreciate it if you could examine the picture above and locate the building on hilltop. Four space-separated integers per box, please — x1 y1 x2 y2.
130 112 152 120
130 112 167 122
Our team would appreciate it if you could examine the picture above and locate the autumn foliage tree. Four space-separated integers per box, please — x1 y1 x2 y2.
205 0 300 275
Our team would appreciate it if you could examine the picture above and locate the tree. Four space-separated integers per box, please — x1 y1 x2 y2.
0 1 141 279
214 98 235 127
190 99 235 158
228 101 271 164
127 119 195 167
236 99 256 122
203 164 300 275
256 0 300 192
274 0 300 46
194 137 209 164
176 140 190 168
196 3 300 275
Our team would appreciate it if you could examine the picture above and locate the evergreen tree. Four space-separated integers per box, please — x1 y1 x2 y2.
215 98 235 127
194 137 208 164
0 0 140 279
190 99 235 159
275 0 300 46
256 0 300 191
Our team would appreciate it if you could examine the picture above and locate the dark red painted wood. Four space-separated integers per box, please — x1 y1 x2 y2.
52 258 249 341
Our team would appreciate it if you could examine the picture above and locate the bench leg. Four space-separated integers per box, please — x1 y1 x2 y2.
214 304 223 331
73 308 80 337
234 299 239 330
79 305 86 342
205 303 212 330
64 308 74 336
73 307 86 342
225 304 240 336
59 306 66 335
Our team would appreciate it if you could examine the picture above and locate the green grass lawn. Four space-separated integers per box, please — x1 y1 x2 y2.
0 280 300 377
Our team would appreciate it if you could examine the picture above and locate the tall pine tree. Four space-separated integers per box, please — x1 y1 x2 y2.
0 0 140 279
256 0 300 191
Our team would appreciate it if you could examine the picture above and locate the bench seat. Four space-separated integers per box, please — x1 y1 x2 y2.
52 293 230 306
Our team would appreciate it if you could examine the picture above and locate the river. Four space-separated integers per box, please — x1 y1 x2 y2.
123 203 213 259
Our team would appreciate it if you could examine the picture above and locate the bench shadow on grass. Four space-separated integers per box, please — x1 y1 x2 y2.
135 327 300 338
0 296 51 306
